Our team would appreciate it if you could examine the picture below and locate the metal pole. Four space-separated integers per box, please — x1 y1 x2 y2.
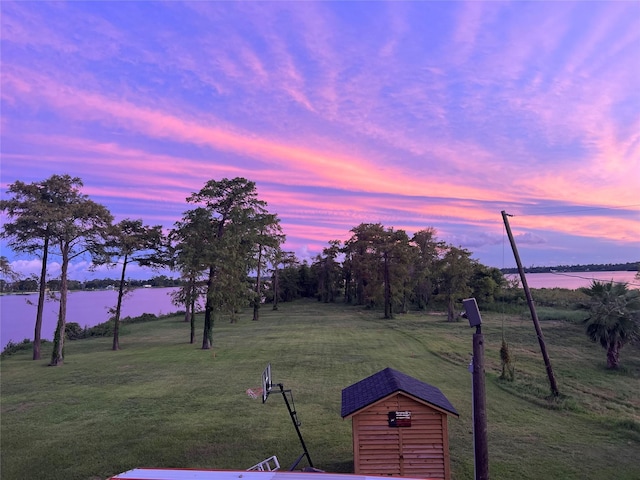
501 211 559 397
278 384 314 469
472 327 489 480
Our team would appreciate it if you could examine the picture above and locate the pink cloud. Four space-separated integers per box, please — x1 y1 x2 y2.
2 66 517 206
507 212 640 245
9 127 637 247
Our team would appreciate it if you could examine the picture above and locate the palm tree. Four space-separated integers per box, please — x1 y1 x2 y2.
582 280 640 369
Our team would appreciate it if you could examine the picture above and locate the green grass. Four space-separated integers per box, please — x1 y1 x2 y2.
1 299 639 479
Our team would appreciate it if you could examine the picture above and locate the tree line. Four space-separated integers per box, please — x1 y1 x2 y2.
271 225 506 320
0 275 180 292
1 174 499 363
3 174 637 369
501 262 639 274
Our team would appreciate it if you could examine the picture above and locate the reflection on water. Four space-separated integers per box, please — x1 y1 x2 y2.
0 287 179 349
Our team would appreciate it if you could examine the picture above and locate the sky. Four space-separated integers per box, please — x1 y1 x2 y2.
1 1 639 281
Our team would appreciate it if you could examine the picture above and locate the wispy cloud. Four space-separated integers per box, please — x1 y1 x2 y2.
3 66 518 202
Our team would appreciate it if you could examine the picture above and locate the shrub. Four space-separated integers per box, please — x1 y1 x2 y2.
121 312 158 324
1 338 39 357
533 307 587 324
65 322 85 340
85 319 115 337
530 288 589 309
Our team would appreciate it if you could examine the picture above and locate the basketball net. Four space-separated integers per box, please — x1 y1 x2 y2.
246 387 263 399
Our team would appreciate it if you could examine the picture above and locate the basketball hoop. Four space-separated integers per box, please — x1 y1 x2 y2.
246 387 263 399
257 363 314 470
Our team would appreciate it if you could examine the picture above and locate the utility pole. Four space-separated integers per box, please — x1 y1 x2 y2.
501 211 559 397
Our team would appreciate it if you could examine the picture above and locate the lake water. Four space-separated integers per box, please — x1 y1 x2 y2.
506 270 639 290
0 287 179 350
1 271 638 350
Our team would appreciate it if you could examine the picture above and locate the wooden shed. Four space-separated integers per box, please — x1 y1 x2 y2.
341 368 458 479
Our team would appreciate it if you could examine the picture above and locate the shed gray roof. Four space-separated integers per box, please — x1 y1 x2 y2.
341 367 458 418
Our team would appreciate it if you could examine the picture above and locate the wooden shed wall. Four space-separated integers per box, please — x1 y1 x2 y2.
351 393 451 480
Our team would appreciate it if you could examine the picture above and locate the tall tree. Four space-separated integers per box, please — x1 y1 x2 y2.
298 261 316 298
105 219 164 350
268 248 283 310
270 250 297 308
343 223 412 317
48 186 112 366
470 264 506 307
410 228 442 309
379 228 412 319
343 223 386 307
1 175 85 360
313 240 343 303
252 220 284 321
170 208 211 344
342 246 355 304
437 245 475 322
582 280 640 369
186 178 280 349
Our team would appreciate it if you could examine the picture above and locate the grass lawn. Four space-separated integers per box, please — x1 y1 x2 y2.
1 298 639 479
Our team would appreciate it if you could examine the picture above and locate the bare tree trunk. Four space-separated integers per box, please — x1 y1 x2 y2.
33 236 49 360
189 294 196 344
184 291 191 323
184 275 195 323
272 268 279 310
112 255 128 351
202 303 213 349
401 281 409 314
343 267 352 304
202 266 214 349
447 295 455 322
50 244 69 366
253 246 262 321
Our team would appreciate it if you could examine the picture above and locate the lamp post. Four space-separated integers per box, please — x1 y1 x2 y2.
463 298 489 480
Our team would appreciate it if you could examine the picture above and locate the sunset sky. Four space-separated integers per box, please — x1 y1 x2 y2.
1 1 639 280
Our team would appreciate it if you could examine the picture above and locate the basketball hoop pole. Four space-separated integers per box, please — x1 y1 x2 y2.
262 383 314 469
276 383 314 470
261 363 314 470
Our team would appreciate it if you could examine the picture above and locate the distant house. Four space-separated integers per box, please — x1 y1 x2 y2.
341 368 458 479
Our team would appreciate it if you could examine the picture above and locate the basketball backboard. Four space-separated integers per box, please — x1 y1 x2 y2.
261 363 272 403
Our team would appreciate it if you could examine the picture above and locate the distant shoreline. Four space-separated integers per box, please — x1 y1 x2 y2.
500 262 639 275
0 285 169 296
